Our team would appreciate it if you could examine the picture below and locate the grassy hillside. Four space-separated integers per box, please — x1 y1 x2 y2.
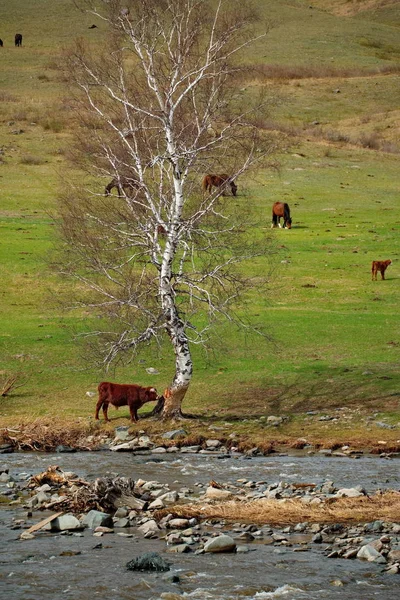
0 0 399 443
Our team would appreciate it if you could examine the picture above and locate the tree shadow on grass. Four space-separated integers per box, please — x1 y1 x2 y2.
191 366 400 422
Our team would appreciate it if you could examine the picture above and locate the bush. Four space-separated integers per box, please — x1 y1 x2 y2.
20 155 46 165
42 118 64 133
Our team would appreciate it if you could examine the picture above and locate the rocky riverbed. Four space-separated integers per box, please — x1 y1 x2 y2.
1 431 399 599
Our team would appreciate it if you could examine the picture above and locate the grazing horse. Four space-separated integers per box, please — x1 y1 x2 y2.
371 259 391 281
202 174 237 197
15 33 22 47
271 202 292 229
105 176 139 197
0 39 3 48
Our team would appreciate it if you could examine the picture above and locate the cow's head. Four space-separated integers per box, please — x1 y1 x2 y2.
145 387 159 403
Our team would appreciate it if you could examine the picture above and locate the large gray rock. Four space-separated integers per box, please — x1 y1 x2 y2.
357 544 387 563
82 510 113 529
204 535 236 553
180 446 201 453
159 491 179 504
205 486 232 500
48 514 82 531
336 487 365 498
168 518 190 529
138 519 160 536
205 439 222 449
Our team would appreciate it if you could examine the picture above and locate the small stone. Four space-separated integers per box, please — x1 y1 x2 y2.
162 430 187 440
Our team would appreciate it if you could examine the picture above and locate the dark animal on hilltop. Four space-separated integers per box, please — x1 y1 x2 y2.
202 174 237 197
105 176 139 197
88 24 97 29
0 39 3 48
272 202 292 229
95 382 159 422
15 33 22 47
371 259 391 281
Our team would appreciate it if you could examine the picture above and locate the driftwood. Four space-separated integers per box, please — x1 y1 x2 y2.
93 477 139 511
30 468 142 514
24 512 64 535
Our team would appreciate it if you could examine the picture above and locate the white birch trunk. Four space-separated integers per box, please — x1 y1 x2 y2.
158 125 193 418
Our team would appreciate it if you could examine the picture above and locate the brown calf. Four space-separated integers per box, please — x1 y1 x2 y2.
371 259 391 281
95 382 158 422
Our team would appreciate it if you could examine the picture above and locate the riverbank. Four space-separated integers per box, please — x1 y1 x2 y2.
1 411 400 456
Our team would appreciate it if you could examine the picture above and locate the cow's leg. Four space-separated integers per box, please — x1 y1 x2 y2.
102 402 110 421
381 269 385 280
95 399 103 420
129 404 138 422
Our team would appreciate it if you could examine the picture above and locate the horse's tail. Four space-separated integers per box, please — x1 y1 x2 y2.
202 175 209 192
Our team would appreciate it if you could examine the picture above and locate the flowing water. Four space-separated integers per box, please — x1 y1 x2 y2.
1 451 399 600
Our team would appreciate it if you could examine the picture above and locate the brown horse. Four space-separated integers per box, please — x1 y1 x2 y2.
202 174 237 197
105 176 139 197
272 202 292 229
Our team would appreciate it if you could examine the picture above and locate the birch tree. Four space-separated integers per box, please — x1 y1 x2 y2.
58 0 278 418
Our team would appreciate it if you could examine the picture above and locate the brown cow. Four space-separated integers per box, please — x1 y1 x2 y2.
95 382 158 422
371 259 391 281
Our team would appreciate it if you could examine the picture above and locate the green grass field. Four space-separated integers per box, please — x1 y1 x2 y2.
0 0 399 444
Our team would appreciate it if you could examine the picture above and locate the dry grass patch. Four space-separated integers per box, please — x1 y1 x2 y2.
1 418 103 451
165 491 400 526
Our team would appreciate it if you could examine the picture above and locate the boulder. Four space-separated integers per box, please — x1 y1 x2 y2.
357 544 386 563
138 519 160 536
205 487 232 500
205 439 222 449
82 510 114 530
336 487 364 498
44 514 82 531
168 518 190 530
204 535 236 553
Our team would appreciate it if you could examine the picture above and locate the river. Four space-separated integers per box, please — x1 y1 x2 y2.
1 451 399 600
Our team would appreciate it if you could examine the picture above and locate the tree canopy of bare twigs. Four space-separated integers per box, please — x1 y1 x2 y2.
57 0 279 418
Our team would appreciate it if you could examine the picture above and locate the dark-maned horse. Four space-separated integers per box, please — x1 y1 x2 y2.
105 176 139 197
0 39 3 48
202 174 237 197
272 202 292 229
15 33 22 47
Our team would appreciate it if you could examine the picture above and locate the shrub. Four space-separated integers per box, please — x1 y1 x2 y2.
20 155 46 165
42 118 64 133
359 132 380 150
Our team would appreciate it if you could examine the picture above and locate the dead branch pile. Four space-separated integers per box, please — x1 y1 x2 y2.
30 466 140 514
2 419 103 451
